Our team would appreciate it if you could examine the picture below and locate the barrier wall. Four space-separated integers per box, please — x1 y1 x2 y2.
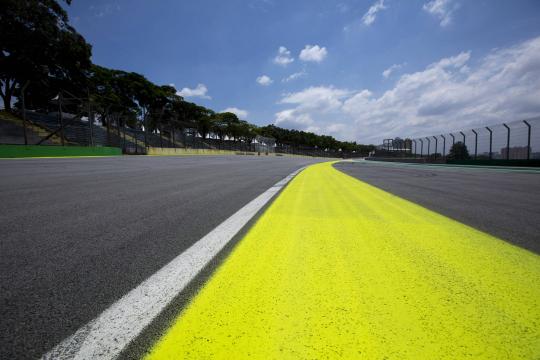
147 147 340 159
147 147 255 156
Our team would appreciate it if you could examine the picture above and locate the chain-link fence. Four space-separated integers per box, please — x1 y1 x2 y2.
0 109 347 158
376 117 540 162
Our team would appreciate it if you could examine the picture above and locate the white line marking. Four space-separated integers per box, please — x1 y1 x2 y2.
42 167 305 360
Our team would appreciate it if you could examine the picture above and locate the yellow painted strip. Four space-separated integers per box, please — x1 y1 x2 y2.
147 162 540 359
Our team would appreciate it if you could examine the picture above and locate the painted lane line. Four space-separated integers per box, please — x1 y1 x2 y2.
42 166 306 360
145 162 540 359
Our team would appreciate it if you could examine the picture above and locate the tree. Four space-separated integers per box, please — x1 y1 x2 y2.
1 2 376 153
211 112 235 141
1 0 92 111
190 105 214 139
447 141 470 160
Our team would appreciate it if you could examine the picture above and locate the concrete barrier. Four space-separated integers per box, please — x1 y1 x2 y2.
147 147 340 159
147 147 255 156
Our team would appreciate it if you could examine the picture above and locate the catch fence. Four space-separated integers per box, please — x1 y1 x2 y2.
378 117 540 161
0 109 347 158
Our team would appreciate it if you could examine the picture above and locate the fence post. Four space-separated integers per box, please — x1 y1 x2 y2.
21 81 30 145
460 131 465 145
419 138 424 157
441 135 446 158
450 133 455 147
412 139 417 158
433 136 438 159
426 137 431 157
503 123 510 160
143 108 148 148
58 92 65 146
485 127 493 160
472 129 478 159
122 120 126 152
524 120 531 160
87 90 94 146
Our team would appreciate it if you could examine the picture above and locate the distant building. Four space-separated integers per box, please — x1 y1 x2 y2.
500 146 531 159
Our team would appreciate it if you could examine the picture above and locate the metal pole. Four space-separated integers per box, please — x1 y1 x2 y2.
524 120 531 160
412 139 417 158
450 133 455 147
503 123 510 160
58 92 65 146
433 136 438 159
426 137 431 157
122 119 126 152
419 138 423 157
441 135 446 158
460 131 465 144
143 108 148 148
486 127 492 160
87 90 94 146
472 129 478 159
134 128 138 154
21 81 30 145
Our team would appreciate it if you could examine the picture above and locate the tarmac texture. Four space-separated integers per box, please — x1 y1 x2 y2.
0 155 320 359
145 162 540 359
335 160 540 254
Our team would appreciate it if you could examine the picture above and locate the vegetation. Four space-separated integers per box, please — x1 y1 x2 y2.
0 0 374 154
447 142 470 160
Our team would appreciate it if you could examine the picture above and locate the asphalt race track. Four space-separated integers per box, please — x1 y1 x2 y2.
335 160 540 254
0 155 321 359
1 157 539 359
144 162 540 359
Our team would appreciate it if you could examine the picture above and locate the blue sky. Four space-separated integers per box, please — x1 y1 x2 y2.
67 0 540 143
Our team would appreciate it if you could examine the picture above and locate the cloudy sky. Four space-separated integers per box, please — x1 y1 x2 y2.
68 0 540 144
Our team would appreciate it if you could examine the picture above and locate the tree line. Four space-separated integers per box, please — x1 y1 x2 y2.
1 0 375 154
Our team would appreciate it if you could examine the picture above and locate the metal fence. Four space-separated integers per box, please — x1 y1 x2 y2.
0 109 347 158
378 117 540 161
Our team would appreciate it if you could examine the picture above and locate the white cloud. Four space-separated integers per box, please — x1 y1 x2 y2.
273 46 294 66
299 45 328 63
274 36 540 144
274 86 352 138
362 0 387 26
280 86 351 111
282 70 307 83
382 63 404 79
256 75 273 86
222 107 249 119
275 109 314 127
423 0 459 27
177 84 211 99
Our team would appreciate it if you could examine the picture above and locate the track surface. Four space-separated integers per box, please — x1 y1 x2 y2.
0 155 321 359
335 161 540 254
145 162 540 359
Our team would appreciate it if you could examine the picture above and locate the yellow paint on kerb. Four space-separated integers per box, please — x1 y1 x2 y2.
147 162 540 359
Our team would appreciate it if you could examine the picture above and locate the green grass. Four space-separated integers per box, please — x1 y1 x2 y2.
0 144 122 158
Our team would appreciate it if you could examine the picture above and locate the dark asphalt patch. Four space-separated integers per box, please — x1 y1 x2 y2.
0 155 321 359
